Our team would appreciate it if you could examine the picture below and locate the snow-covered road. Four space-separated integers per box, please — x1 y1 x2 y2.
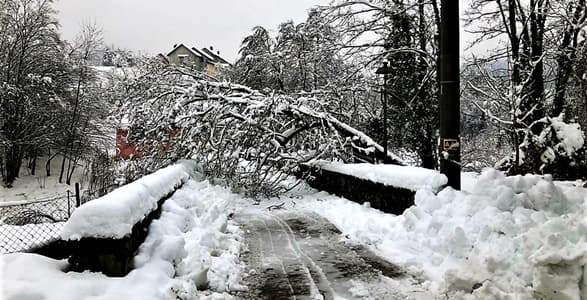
5 169 585 299
233 211 417 299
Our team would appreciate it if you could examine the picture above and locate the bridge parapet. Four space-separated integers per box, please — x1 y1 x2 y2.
34 161 201 276
300 161 447 215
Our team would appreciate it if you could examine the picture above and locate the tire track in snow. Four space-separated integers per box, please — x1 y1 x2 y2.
234 211 410 299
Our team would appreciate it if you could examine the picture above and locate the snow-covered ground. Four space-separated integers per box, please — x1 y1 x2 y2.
0 155 86 204
2 168 586 299
2 179 245 300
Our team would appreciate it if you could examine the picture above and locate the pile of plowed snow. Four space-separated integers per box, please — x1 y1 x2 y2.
299 169 587 299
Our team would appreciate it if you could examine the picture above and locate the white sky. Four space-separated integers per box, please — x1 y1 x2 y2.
55 0 327 62
55 0 488 62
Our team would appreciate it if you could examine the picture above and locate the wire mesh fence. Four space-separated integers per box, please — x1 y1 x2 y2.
0 194 78 254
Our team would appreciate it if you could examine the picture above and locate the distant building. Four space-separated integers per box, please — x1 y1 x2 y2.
90 48 107 66
165 43 230 77
156 53 169 65
116 128 140 160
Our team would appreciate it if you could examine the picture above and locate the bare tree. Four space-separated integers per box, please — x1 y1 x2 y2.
0 0 71 186
552 0 587 117
58 22 104 184
317 0 441 168
464 0 587 177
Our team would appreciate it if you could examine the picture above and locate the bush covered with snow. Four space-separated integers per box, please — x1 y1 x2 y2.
505 115 587 180
300 169 587 299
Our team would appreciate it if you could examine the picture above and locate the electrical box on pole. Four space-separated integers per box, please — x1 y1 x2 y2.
439 0 461 189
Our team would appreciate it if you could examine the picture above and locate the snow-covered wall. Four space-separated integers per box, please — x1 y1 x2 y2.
308 160 448 192
61 161 200 240
301 161 447 215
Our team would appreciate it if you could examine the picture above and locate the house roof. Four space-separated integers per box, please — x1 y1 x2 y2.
191 47 215 61
201 48 231 65
167 43 203 58
167 43 232 66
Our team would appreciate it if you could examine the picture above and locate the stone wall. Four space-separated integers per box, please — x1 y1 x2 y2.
299 164 415 215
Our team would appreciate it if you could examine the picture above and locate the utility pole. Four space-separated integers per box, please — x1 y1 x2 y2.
439 0 461 189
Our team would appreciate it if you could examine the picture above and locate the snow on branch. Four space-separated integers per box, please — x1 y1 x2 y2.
118 66 404 197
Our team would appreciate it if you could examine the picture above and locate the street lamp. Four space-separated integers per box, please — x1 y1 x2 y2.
376 61 393 163
439 0 461 189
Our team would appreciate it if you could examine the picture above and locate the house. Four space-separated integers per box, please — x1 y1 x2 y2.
116 128 140 160
165 43 230 77
116 126 181 160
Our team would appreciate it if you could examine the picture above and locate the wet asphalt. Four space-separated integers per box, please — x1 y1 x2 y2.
232 211 411 300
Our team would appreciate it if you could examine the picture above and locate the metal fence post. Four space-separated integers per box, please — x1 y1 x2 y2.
75 183 81 207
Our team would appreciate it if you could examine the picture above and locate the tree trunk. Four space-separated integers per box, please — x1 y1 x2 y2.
553 0 586 117
578 46 587 147
522 0 546 132
30 156 36 176
60 64 85 183
66 153 73 185
58 152 67 183
3 145 23 186
420 131 437 169
46 150 52 177
507 0 520 86
553 32 574 117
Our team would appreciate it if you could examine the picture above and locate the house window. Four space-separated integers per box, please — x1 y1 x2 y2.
178 54 188 64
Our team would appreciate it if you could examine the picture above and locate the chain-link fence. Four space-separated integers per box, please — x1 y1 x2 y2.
0 194 77 254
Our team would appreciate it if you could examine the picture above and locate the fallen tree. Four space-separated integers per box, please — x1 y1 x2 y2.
117 65 404 197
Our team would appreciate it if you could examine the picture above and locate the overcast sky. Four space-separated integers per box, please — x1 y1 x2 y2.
55 0 327 62
55 0 487 62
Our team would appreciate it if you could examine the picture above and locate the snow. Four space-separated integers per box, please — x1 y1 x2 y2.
170 180 246 298
308 160 448 192
4 163 586 299
2 178 245 300
2 254 117 300
292 169 587 299
0 155 85 204
461 172 480 193
60 161 199 240
550 115 585 157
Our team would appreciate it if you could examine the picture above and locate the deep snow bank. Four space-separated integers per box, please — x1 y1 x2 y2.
61 161 199 240
169 180 246 299
299 169 587 299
